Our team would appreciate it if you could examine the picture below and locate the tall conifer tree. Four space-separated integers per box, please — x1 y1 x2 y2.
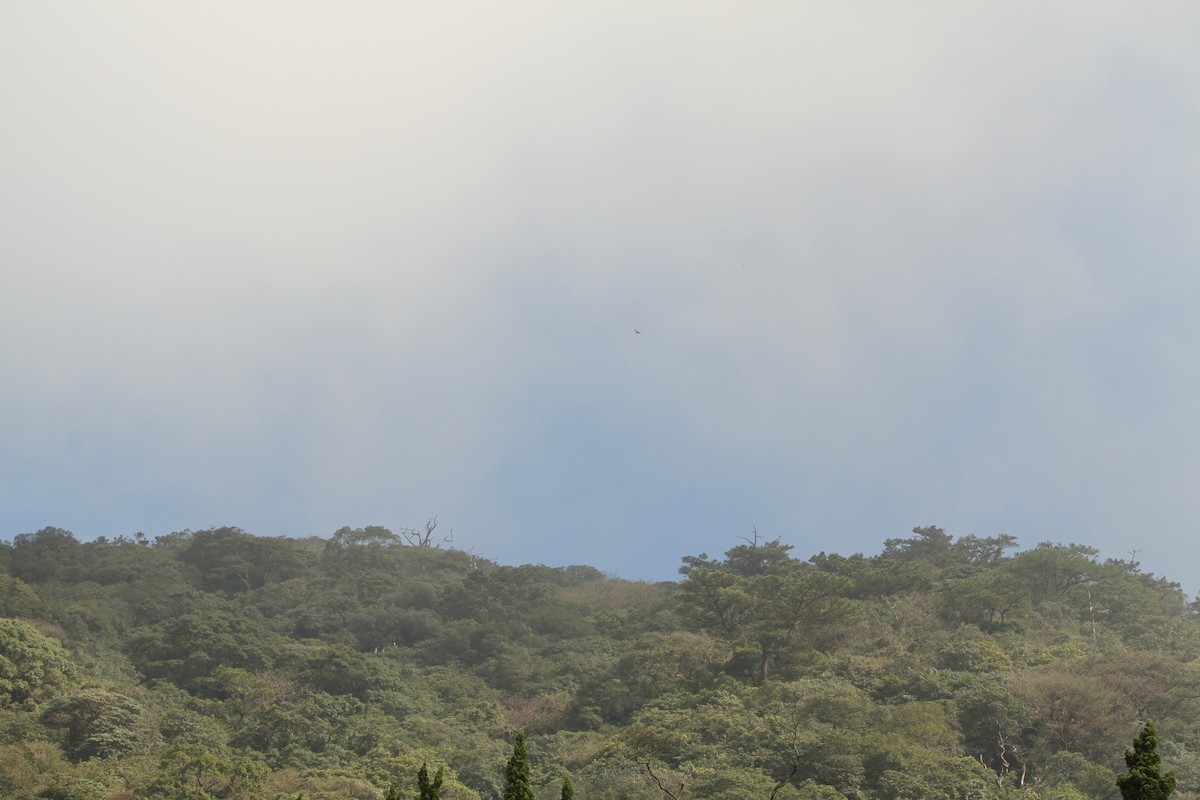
561 775 575 800
417 762 444 800
504 731 535 800
1117 721 1176 800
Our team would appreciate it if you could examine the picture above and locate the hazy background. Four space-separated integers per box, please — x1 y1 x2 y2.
3 3 1198 586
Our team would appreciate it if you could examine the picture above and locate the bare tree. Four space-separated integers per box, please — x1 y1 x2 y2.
990 735 1028 789
737 524 763 549
399 517 453 548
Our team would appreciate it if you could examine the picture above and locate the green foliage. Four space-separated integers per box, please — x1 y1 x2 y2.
0 576 40 616
180 527 313 594
678 539 858 682
1041 751 1118 800
880 526 957 567
9 527 83 584
0 523 1197 800
297 644 398 699
417 761 444 800
41 687 147 760
322 526 404 576
0 617 77 706
1010 542 1102 604
573 631 727 725
1117 721 1176 800
504 731 534 800
1013 665 1126 761
939 570 1030 628
954 672 1031 777
141 742 269 799
810 552 930 600
126 609 278 689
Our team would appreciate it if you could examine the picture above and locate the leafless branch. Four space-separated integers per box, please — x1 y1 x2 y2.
769 704 804 800
639 758 686 800
737 524 761 548
398 516 453 548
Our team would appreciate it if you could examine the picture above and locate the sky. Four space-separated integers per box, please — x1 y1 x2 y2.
2 3 1199 587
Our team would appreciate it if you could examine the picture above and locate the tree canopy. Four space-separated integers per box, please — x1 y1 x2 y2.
1117 721 1176 800
0 522 1196 799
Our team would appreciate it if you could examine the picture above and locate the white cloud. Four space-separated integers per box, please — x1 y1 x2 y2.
2 2 1198 582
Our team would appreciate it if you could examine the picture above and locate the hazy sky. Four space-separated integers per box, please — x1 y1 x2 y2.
3 3 1198 586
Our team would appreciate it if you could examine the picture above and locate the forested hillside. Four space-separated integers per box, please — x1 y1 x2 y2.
1 524 1196 800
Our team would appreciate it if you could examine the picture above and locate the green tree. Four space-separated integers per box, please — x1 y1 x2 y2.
809 552 930 600
41 688 147 760
952 533 1020 565
418 761 444 800
880 526 957 567
322 525 403 575
180 527 311 593
141 742 268 800
940 570 1030 628
954 674 1032 783
679 541 857 682
126 609 277 689
1010 542 1101 604
561 775 574 800
1116 721 1175 800
1014 667 1124 761
504 731 534 800
0 617 77 705
9 526 83 584
0 575 40 616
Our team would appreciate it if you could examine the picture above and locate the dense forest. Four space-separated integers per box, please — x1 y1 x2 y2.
1 523 1196 800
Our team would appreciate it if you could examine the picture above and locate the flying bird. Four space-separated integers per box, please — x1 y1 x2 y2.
634 329 641 334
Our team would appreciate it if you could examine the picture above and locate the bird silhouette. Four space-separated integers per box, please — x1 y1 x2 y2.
634 329 641 334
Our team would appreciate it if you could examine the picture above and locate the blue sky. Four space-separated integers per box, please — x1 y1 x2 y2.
2 3 1199 587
